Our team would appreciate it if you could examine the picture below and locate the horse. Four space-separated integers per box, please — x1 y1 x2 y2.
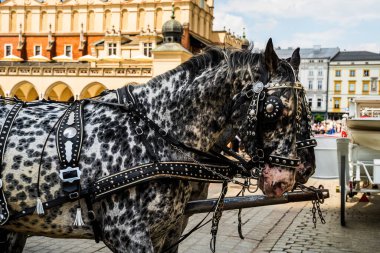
161 44 317 252
0 39 315 253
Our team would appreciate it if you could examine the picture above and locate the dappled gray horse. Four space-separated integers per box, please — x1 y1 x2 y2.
0 39 314 253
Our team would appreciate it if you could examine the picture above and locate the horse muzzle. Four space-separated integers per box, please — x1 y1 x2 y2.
258 164 296 197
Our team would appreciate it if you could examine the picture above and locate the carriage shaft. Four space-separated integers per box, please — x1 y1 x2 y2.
184 189 329 215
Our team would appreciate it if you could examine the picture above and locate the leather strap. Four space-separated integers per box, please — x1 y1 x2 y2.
0 101 23 225
56 101 84 194
297 139 317 149
8 161 233 222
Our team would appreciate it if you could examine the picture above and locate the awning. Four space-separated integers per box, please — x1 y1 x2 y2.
29 55 50 62
52 55 74 62
78 55 98 62
98 55 123 62
0 54 24 62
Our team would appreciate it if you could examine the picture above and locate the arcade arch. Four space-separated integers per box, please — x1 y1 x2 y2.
0 86 4 97
11 82 39 101
80 82 107 99
45 82 74 101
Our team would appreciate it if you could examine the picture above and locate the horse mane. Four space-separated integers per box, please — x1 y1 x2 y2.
147 45 262 85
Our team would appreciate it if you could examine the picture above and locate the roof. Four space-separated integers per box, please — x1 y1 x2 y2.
152 43 192 54
331 51 380 61
275 47 339 59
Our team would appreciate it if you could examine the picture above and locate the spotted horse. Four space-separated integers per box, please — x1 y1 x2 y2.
0 39 317 253
162 43 318 251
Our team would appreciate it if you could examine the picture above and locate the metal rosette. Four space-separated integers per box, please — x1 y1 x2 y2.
264 96 283 122
268 155 301 168
56 101 84 181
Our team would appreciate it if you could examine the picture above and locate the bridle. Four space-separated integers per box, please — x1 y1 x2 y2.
230 60 317 176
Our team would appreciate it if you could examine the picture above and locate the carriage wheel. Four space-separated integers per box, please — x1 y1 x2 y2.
340 156 346 226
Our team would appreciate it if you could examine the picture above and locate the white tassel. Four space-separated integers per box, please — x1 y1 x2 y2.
73 208 85 227
36 198 45 215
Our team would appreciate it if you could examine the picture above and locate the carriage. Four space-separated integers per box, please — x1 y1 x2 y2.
337 96 380 226
0 39 327 253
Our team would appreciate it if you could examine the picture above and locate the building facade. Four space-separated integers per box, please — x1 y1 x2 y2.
0 0 245 101
328 51 380 119
276 46 339 119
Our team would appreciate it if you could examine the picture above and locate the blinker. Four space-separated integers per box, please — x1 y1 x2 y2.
263 96 283 121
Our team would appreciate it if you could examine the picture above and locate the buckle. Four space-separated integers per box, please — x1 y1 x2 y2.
245 90 254 98
69 192 79 199
59 167 81 183
135 127 143 135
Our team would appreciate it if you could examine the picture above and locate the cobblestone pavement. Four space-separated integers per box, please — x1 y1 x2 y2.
23 178 380 253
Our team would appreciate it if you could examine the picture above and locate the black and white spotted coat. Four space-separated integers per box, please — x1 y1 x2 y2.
0 48 305 252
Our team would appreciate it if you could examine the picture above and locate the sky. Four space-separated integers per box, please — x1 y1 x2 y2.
213 0 380 52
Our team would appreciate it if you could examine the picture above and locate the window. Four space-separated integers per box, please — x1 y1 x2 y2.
309 60 314 63
318 59 323 63
362 81 369 92
308 70 314 76
317 98 322 108
308 98 312 108
318 69 323 76
143 42 152 57
349 82 356 92
335 70 341 77
108 43 117 56
363 69 370 77
371 78 378 92
64 45 72 57
34 45 41 56
317 80 322 90
334 99 340 109
349 70 355 77
4 44 12 56
334 82 341 92
308 80 313 90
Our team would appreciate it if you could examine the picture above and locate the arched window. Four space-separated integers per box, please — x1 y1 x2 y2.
56 11 63 32
174 7 181 22
87 10 95 31
80 82 107 99
45 82 74 102
11 82 39 102
10 11 17 32
137 9 145 30
154 8 163 30
121 9 128 31
40 11 47 32
25 11 32 32
104 10 111 31
71 11 79 32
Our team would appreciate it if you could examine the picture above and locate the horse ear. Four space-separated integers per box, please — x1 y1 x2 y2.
264 38 279 72
290 48 301 70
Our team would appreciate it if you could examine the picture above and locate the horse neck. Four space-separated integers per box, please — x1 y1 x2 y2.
132 64 234 151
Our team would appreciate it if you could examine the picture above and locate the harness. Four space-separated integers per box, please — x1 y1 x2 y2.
0 75 317 245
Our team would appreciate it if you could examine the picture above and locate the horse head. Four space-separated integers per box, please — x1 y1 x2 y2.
222 39 316 197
